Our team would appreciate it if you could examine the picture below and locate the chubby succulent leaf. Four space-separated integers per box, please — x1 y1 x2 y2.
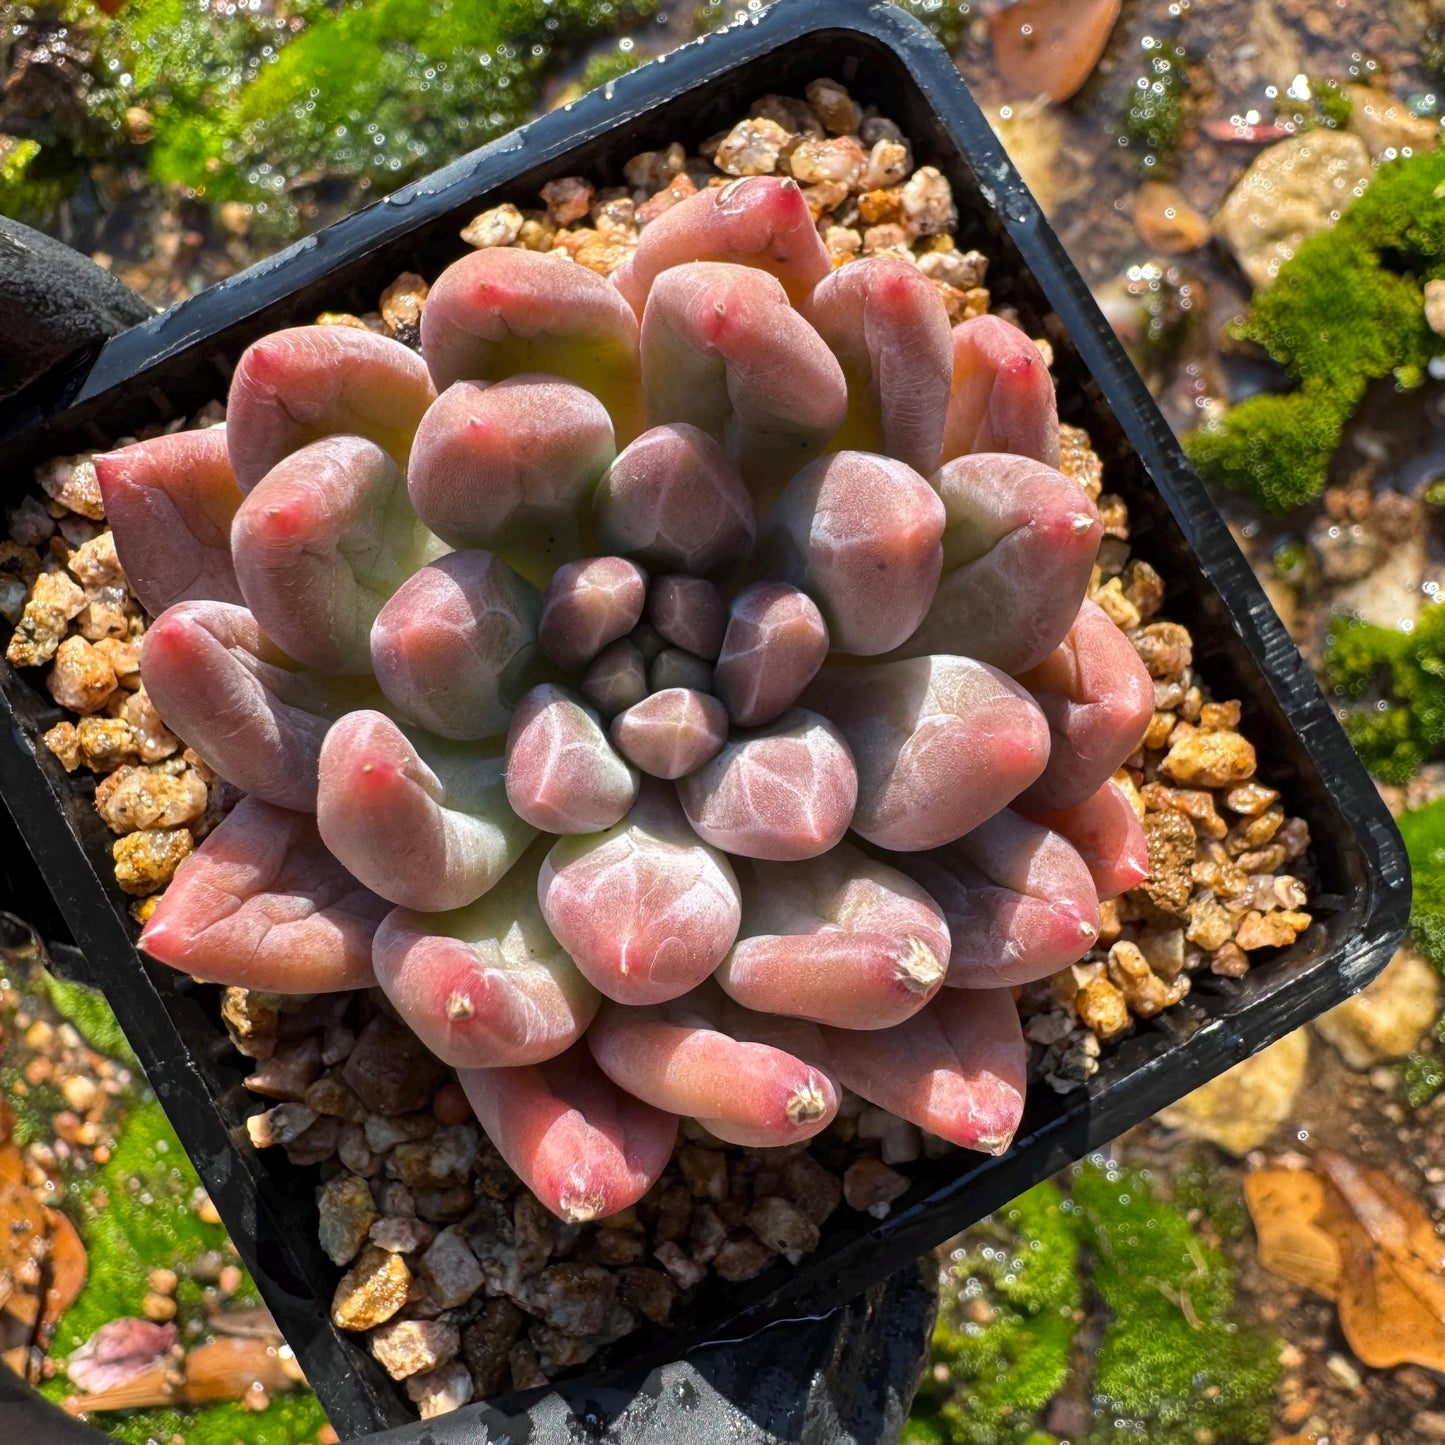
647 574 726 660
804 254 953 476
420 246 642 439
580 637 649 718
407 375 616 582
226 325 436 493
138 796 386 991
231 435 433 675
537 556 648 672
610 687 729 780
459 1042 678 1224
539 780 741 1005
805 655 1048 852
640 260 847 507
317 709 536 911
592 423 756 580
588 982 839 1148
1022 779 1150 901
893 808 1100 988
719 842 950 1030
891 453 1100 673
141 600 372 811
1013 598 1154 814
942 314 1061 467
373 840 598 1068
368 549 544 743
649 646 714 695
677 708 857 861
761 450 945 656
504 683 640 833
94 427 244 615
713 582 829 728
613 175 831 315
821 986 1027 1152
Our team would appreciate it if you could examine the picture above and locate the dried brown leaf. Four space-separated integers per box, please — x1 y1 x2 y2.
990 0 1123 104
180 1336 304 1403
64 1364 177 1415
40 1208 87 1332
1243 1168 1341 1300
1315 1153 1445 1369
0 1145 24 1187
0 1178 48 1325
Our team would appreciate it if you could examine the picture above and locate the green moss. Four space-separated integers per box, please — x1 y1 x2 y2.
1313 78 1354 129
36 1097 311 1441
1270 538 1318 593
1403 1043 1445 1108
43 1098 235 1357
1171 1159 1249 1242
1185 384 1347 513
1073 1162 1278 1445
42 968 139 1069
1237 228 1432 397
894 0 973 50
1397 797 1445 972
1122 37 1191 172
1185 151 1445 512
0 137 78 227
1337 148 1445 279
63 1393 329 1445
579 42 645 94
1324 604 1445 784
11 0 658 233
912 1181 1082 1445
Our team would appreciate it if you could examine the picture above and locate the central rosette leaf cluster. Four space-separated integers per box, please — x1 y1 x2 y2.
94 176 1156 1225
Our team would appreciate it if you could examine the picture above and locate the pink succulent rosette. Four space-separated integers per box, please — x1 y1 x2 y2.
97 177 1153 1225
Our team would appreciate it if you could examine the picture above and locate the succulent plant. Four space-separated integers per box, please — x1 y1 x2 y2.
95 176 1153 1226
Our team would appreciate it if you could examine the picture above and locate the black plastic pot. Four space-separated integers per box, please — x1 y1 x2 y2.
0 0 1411 1437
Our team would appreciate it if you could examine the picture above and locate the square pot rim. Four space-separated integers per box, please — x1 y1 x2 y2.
0 0 1412 1437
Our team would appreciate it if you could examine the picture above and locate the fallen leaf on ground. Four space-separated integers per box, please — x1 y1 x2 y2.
65 1363 175 1415
182 1335 305 1402
0 1177 49 1326
990 0 1122 104
1246 1153 1445 1372
40 1208 87 1332
1242 1168 1341 1299
0 1144 23 1187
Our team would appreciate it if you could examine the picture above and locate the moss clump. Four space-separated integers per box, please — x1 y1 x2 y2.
1316 80 1353 128
1185 383 1345 513
1122 36 1191 172
38 1098 323 1442
1324 602 1445 784
9 0 659 230
1403 1033 1445 1108
909 1165 1274 1444
1073 1163 1278 1445
578 41 646 94
1397 797 1445 972
910 1209 1075 1442
894 0 973 50
1186 150 1445 512
910 1181 1082 1445
42 967 139 1069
